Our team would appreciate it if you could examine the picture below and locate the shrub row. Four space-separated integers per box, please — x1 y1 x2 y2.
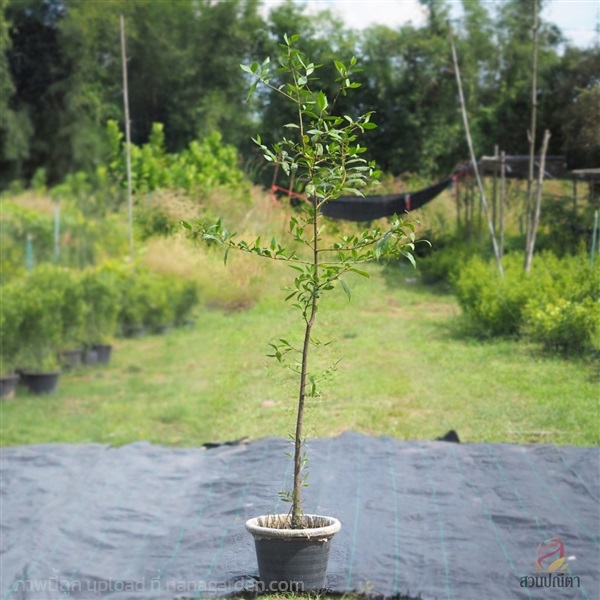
0 263 199 374
452 252 600 353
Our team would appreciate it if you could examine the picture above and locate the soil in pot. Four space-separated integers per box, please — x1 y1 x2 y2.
246 514 341 591
20 371 60 395
0 374 20 400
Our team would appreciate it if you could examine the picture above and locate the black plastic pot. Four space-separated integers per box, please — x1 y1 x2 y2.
83 348 99 365
92 344 112 365
123 325 145 338
60 348 83 369
152 324 173 335
20 371 60 395
0 374 19 400
246 514 341 592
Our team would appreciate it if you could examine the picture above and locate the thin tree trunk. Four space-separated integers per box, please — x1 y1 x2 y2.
121 15 134 262
524 129 551 273
448 24 503 275
292 206 319 528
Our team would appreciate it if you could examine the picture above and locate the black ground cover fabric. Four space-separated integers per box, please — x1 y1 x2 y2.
1 432 598 600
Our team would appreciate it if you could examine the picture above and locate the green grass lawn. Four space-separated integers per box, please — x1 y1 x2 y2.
1 264 598 447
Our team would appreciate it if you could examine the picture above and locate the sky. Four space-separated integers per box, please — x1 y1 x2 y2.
260 0 600 48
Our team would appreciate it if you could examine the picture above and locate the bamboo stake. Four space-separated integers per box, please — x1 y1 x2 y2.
524 129 551 273
500 150 506 257
591 210 599 267
121 15 134 262
525 0 539 257
455 174 461 231
54 201 60 263
448 24 503 275
492 144 498 232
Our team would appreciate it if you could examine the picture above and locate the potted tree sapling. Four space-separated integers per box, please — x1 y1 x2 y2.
80 265 121 365
0 284 22 399
184 35 420 590
15 266 65 395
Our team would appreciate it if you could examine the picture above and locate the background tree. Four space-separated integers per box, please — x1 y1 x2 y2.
478 0 563 156
544 45 600 168
250 0 360 186
1 0 596 188
2 0 69 185
358 1 462 176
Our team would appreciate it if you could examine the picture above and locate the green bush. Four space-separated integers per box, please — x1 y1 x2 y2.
524 298 600 353
80 265 121 345
140 272 175 332
107 121 247 196
116 267 176 335
24 264 87 353
453 254 537 337
13 274 64 372
115 266 146 335
0 286 23 374
418 238 485 284
171 279 199 325
454 251 600 351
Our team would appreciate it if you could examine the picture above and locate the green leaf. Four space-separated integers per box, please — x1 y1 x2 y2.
240 63 254 74
403 251 417 268
246 80 259 101
349 268 370 278
340 279 351 300
317 90 328 113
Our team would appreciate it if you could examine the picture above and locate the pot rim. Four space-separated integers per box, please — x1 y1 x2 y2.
20 370 62 377
0 373 20 380
246 513 341 541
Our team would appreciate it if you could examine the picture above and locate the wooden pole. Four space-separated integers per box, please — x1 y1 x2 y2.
591 210 599 267
525 0 539 258
121 15 134 262
500 150 506 257
54 201 60 263
468 173 474 236
524 129 551 273
492 145 499 232
455 174 461 232
448 24 503 275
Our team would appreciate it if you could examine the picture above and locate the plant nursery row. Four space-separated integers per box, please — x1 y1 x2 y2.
0 262 199 395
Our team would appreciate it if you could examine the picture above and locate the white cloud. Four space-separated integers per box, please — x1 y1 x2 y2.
304 0 427 30
543 0 599 48
260 0 599 48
